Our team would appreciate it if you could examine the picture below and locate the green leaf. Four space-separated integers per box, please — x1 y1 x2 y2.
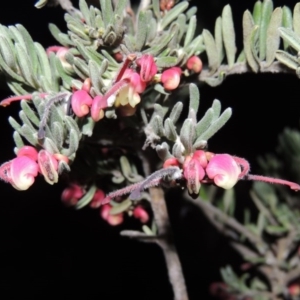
195 108 214 137
35 0 48 8
0 36 16 71
282 6 293 49
13 131 24 149
159 1 189 30
189 83 200 114
155 56 177 68
197 108 232 141
34 42 53 88
16 24 39 74
259 0 273 60
169 102 183 124
278 27 300 52
152 0 161 20
243 11 259 72
76 185 97 209
15 43 36 87
214 17 224 65
156 142 172 161
275 50 298 70
180 118 195 154
48 23 72 47
79 0 91 26
184 15 196 47
100 0 114 27
164 118 177 141
89 60 104 95
20 100 40 127
266 7 282 66
135 11 147 51
222 5 236 68
203 29 219 73
293 3 300 36
110 199 132 215
253 1 262 25
114 0 127 21
211 99 221 121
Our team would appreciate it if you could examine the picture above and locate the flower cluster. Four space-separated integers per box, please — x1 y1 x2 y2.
163 150 300 197
61 182 149 226
0 146 68 190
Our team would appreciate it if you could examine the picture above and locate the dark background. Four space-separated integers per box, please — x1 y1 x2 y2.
0 1 300 299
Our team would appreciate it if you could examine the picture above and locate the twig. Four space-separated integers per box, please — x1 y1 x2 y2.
199 61 294 82
149 187 189 300
185 195 268 255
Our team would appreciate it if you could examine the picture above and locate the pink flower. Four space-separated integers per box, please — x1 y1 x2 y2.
47 46 73 72
136 54 158 82
37 150 59 185
206 154 241 189
163 157 180 168
10 156 39 190
186 56 203 73
100 204 124 226
183 154 205 195
90 189 106 208
161 67 182 90
133 206 149 223
71 90 93 117
61 184 84 206
17 146 38 161
91 95 107 122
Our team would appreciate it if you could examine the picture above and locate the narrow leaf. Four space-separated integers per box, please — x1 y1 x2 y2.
222 5 236 68
215 17 224 65
275 50 298 70
282 6 293 49
278 27 300 52
243 11 259 72
293 3 300 36
184 15 196 47
135 11 147 51
266 8 282 66
189 83 200 114
159 1 189 30
203 29 219 73
259 0 273 60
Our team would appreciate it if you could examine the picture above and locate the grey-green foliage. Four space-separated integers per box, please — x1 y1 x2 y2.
0 24 61 93
201 0 300 85
47 0 204 72
9 94 81 165
143 83 232 163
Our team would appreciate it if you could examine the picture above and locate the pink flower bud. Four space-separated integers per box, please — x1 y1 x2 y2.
71 90 93 117
91 95 107 122
163 157 180 168
161 67 182 90
183 155 205 195
82 78 91 92
206 154 241 189
10 156 39 190
136 54 158 82
17 146 38 161
186 56 203 73
61 184 84 206
193 150 208 168
133 206 149 223
123 69 146 94
90 189 106 208
37 150 59 185
100 204 124 226
289 284 300 296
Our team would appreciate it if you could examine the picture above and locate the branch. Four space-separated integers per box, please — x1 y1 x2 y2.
149 187 189 300
199 61 294 82
185 195 268 254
